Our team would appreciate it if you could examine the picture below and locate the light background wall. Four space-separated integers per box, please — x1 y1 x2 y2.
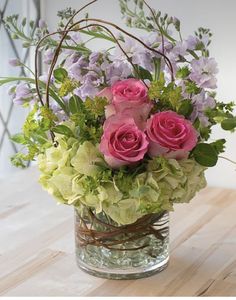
0 0 40 179
0 0 30 179
41 0 236 189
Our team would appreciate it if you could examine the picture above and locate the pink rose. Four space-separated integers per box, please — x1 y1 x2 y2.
98 79 152 129
146 111 198 159
100 114 149 168
111 78 150 111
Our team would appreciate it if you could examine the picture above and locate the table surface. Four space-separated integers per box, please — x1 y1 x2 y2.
0 168 236 297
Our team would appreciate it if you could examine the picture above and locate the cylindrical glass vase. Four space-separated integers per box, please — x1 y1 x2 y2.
74 208 169 280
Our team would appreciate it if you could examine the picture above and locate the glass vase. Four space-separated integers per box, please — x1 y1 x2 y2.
74 207 169 280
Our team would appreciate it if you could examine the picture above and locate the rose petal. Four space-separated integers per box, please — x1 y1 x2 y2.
97 87 113 102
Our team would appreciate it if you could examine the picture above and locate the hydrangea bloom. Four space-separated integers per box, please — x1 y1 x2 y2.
38 134 206 225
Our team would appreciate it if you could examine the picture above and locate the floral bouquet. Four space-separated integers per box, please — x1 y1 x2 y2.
1 0 236 279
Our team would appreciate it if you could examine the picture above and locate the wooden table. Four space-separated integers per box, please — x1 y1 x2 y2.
0 167 236 297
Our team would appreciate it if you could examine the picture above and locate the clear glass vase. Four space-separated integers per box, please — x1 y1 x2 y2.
74 207 169 280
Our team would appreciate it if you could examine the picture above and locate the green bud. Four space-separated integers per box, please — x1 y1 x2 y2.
21 17 26 27
22 42 31 48
167 16 173 25
173 17 180 31
29 20 35 29
156 10 161 18
11 33 19 39
138 0 143 9
126 17 132 26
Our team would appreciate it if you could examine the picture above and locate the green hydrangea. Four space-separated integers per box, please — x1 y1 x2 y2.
38 135 79 203
38 137 207 225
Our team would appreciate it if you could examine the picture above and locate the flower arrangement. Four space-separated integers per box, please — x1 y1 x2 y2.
1 0 236 279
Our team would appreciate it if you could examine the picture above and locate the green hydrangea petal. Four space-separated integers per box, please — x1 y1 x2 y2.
71 141 103 176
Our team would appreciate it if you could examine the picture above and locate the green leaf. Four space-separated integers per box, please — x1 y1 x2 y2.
52 125 74 137
210 139 226 155
10 133 27 145
53 68 68 82
11 153 27 168
192 143 218 167
221 117 236 131
176 66 190 79
185 81 201 95
177 99 193 117
79 29 116 43
68 96 82 114
136 66 153 81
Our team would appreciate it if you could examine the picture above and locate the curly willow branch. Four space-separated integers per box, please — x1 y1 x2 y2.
75 209 169 251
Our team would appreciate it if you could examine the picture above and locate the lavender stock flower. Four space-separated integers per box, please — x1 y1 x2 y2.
190 91 216 127
172 41 188 57
190 57 218 89
185 35 199 51
11 83 35 105
105 60 132 85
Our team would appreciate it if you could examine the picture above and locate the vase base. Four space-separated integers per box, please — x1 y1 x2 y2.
76 256 169 280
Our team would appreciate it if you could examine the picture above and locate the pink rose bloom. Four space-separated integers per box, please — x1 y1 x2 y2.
100 114 149 168
98 79 152 129
146 111 198 159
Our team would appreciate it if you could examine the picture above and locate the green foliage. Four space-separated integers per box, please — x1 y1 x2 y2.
68 96 81 114
39 106 58 130
210 139 226 155
149 75 194 117
206 101 235 129
148 73 165 100
57 7 76 20
221 117 236 131
11 133 27 145
59 79 78 97
119 0 177 43
53 68 68 82
177 99 193 117
84 96 108 118
10 105 55 167
69 96 107 144
157 82 183 112
192 143 218 167
136 66 153 81
176 66 191 79
52 125 74 137
3 14 39 47
185 81 202 95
